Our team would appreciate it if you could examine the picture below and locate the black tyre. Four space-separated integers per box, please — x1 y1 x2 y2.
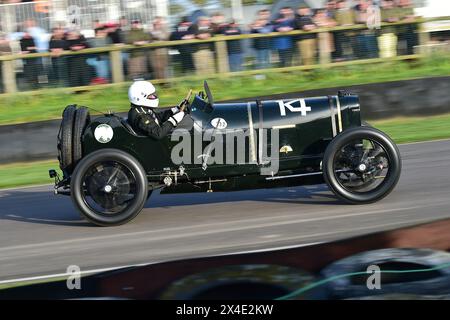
72 107 90 167
58 105 77 172
323 127 401 204
70 149 148 226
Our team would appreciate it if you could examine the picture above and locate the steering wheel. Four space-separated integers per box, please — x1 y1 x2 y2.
179 89 193 112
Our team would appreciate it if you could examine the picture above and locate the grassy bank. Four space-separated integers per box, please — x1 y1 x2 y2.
1 54 450 125
1 113 450 189
373 113 450 144
0 160 58 189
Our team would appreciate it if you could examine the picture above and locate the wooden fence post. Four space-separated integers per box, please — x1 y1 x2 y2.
1 59 17 94
110 50 125 83
215 40 230 74
418 21 431 55
318 31 332 65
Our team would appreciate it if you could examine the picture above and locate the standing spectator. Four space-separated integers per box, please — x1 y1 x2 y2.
295 6 317 66
93 20 103 32
105 22 121 45
49 27 68 87
397 0 418 55
273 7 296 68
66 30 91 87
0 32 12 93
125 20 151 80
210 12 228 35
222 20 243 72
150 16 170 80
87 27 112 84
381 0 399 23
20 31 39 90
117 16 130 44
354 0 380 59
105 17 128 45
170 17 195 74
326 0 338 19
190 16 215 76
23 20 48 52
250 10 273 69
24 19 49 86
379 0 399 58
333 0 355 61
114 17 130 75
258 8 272 21
314 8 337 64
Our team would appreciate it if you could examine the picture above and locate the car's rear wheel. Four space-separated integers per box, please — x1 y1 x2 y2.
323 127 401 204
58 105 77 173
70 149 148 226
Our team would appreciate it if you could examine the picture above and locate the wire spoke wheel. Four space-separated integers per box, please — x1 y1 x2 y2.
323 127 401 204
333 139 390 194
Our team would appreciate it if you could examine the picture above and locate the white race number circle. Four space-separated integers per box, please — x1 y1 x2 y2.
94 124 114 144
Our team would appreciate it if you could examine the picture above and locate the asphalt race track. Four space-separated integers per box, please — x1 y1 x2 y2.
1 139 450 282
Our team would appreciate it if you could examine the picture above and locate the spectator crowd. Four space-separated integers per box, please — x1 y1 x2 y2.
0 0 421 92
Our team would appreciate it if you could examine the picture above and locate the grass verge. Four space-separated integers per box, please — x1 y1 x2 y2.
1 113 449 190
0 54 449 125
0 160 58 189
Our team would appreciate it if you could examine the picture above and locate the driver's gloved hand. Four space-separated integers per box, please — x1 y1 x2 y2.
184 103 191 114
168 111 185 127
171 101 188 114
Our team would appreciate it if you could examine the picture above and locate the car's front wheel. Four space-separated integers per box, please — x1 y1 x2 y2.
323 127 401 204
70 149 148 226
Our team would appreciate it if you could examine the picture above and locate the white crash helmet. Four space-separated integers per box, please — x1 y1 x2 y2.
128 81 159 108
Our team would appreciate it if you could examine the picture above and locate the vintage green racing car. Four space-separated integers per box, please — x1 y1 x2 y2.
50 81 401 226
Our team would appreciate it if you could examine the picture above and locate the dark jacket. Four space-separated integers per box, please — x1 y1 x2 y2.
128 105 175 140
273 18 295 50
66 35 89 51
189 24 214 52
295 14 317 40
49 37 68 50
251 23 273 50
170 24 195 54
20 37 37 53
222 25 242 54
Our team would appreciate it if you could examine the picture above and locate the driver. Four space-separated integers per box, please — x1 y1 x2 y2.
127 81 187 140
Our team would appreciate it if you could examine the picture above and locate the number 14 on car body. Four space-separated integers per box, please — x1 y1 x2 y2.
278 99 312 117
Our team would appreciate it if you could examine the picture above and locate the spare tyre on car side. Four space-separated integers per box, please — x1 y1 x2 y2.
57 105 77 174
72 106 90 167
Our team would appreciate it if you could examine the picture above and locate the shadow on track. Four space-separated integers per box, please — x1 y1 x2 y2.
146 184 342 209
0 184 342 227
0 189 91 227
